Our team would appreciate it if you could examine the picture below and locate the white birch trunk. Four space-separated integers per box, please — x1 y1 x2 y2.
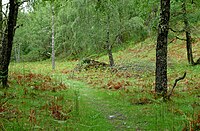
51 2 55 70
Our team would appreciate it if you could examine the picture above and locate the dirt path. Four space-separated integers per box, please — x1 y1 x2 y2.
81 88 131 130
65 80 134 130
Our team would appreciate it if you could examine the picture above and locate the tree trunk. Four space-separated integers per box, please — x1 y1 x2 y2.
182 0 195 65
155 0 170 95
0 0 19 88
0 0 2 69
14 43 20 62
106 15 114 67
51 2 55 70
17 43 20 62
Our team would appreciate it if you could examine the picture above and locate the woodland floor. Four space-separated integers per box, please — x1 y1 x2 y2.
69 81 131 130
1 37 200 130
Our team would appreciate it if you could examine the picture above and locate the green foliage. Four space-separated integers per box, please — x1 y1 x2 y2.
170 0 200 34
12 0 200 61
13 0 152 61
13 4 52 61
124 16 148 42
2 37 200 130
2 0 200 129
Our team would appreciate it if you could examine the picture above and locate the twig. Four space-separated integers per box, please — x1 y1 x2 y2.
169 37 176 44
2 11 8 19
17 0 30 6
169 27 184 33
167 72 187 99
0 31 7 35
2 0 29 6
193 58 200 66
0 99 9 107
14 24 23 32
176 36 186 41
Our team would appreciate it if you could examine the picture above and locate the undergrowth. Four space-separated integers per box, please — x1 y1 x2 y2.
0 37 200 130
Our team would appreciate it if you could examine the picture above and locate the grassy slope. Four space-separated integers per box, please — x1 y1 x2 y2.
1 37 200 130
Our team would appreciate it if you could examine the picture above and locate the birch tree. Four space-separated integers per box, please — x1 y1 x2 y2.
51 1 55 70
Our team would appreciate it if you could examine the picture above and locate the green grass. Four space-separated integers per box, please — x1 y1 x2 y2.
1 37 200 130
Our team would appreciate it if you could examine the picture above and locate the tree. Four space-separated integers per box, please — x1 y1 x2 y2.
14 2 52 61
51 1 55 70
106 13 114 67
0 0 19 88
155 0 170 96
96 0 116 66
181 0 200 65
170 0 200 66
12 0 150 61
182 0 194 65
0 0 2 63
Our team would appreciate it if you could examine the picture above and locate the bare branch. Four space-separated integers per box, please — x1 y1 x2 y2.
171 11 183 17
169 27 185 33
0 31 7 35
194 58 200 66
1 3 9 19
176 36 186 41
2 0 30 6
17 0 30 6
167 72 187 99
169 38 177 44
14 24 23 32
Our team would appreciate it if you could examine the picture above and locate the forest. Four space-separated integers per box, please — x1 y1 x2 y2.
0 0 200 130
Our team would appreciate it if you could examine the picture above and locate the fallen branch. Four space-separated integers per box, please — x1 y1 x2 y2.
167 72 187 99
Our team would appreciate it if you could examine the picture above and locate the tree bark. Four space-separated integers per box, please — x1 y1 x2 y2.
106 14 114 67
51 2 55 70
14 43 20 62
0 0 19 88
155 0 170 95
0 0 2 68
182 0 195 65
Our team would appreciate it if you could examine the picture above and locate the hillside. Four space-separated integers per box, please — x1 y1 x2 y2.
1 37 200 130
